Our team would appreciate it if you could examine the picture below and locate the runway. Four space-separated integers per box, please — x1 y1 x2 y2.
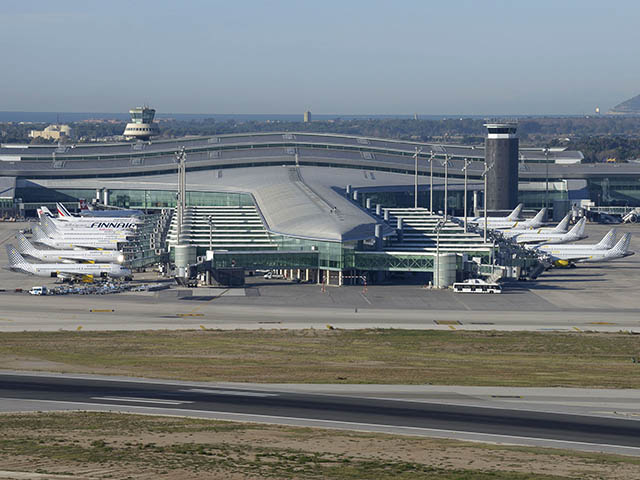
1 372 640 456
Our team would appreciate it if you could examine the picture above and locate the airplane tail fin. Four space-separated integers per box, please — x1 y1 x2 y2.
552 213 571 233
609 233 631 256
5 245 33 273
40 216 59 236
15 233 39 256
57 202 72 217
31 224 50 244
506 203 524 221
40 206 55 218
568 217 586 237
529 208 547 227
595 229 617 250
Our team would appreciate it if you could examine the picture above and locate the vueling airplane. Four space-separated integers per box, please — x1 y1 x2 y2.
16 233 125 264
513 217 587 245
538 232 633 267
468 203 524 224
5 245 132 281
500 213 571 239
32 224 123 250
481 208 548 231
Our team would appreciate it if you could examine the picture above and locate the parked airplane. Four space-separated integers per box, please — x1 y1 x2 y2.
32 224 123 250
514 217 587 245
39 206 141 229
468 203 524 224
538 232 633 267
535 228 617 253
39 214 134 238
481 208 548 231
16 234 125 264
56 203 143 223
500 213 571 239
5 245 132 281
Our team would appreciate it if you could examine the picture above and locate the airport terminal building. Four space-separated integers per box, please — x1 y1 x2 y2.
1 130 639 284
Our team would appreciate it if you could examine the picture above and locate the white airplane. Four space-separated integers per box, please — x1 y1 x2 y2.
539 232 633 267
535 228 617 253
32 224 123 250
16 233 125 264
513 217 587 245
55 203 143 224
38 207 139 232
480 208 548 231
500 213 571 240
39 215 133 239
468 203 524 224
5 245 132 281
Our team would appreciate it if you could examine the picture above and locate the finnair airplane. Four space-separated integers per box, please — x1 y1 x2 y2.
538 232 633 267
500 213 571 240
39 215 132 239
39 206 140 230
468 203 524 224
32 224 123 250
5 245 132 281
481 208 548 231
513 217 587 245
16 233 125 264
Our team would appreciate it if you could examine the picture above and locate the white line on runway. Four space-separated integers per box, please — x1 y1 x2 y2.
182 388 277 397
91 396 192 405
360 293 372 305
4 397 640 456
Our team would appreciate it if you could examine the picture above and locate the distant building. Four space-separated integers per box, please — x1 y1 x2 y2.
123 106 160 140
29 124 73 141
303 110 312 123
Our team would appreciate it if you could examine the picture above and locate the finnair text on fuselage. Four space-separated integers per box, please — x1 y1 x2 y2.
90 222 137 229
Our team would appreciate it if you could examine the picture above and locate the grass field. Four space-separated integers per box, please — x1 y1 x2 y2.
0 412 638 479
1 329 639 387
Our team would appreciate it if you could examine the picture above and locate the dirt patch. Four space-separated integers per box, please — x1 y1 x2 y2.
0 412 638 479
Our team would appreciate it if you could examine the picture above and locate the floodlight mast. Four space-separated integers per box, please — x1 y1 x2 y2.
413 146 422 209
175 147 187 245
462 158 471 232
429 151 434 212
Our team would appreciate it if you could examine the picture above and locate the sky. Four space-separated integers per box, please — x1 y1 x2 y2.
1 0 638 115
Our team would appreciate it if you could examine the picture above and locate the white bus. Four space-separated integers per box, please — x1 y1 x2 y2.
453 279 502 294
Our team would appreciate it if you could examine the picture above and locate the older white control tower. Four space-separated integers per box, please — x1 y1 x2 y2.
123 106 160 140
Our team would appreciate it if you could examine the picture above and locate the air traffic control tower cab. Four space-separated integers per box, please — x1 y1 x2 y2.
123 106 160 141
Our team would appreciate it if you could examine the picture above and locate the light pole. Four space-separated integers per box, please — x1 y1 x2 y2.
543 147 550 209
434 218 445 288
462 158 471 232
442 154 450 219
481 160 494 243
413 146 422 209
429 150 434 213
207 215 215 253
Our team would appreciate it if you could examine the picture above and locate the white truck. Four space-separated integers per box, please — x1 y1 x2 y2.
28 286 48 296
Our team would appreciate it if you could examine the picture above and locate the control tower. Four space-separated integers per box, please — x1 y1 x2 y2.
484 122 518 211
123 106 160 141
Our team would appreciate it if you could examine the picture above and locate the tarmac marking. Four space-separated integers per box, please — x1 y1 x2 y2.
183 289 229 316
573 327 582 332
182 388 278 398
176 313 204 317
360 293 372 305
89 309 114 313
91 396 192 405
588 322 617 325
435 320 462 325
0 318 13 322
448 325 456 330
